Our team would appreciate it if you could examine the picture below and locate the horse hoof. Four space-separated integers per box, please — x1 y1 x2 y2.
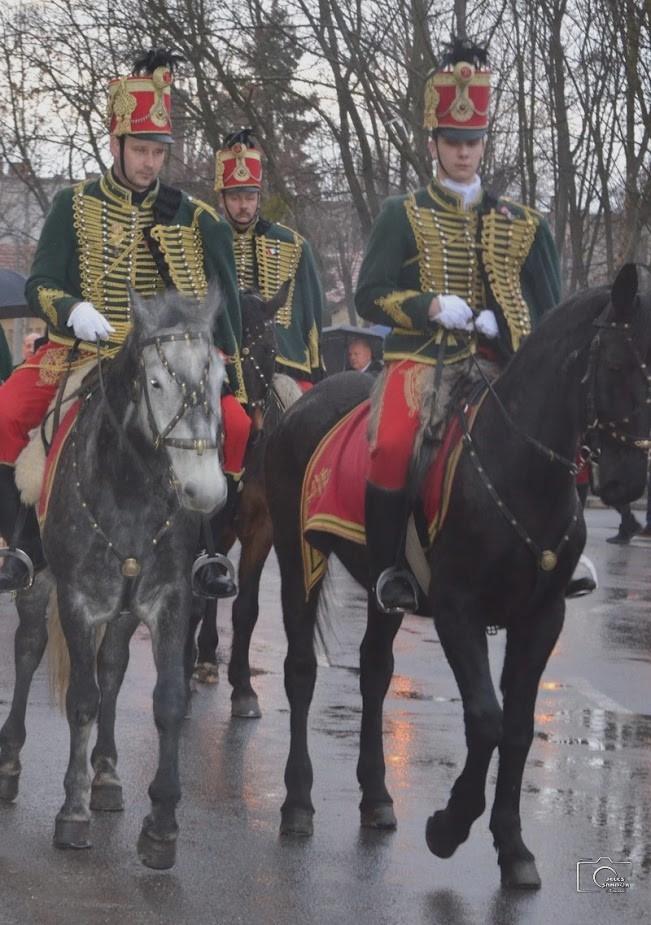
500 857 542 890
280 807 314 837
0 772 19 803
192 662 219 684
426 810 467 859
360 804 397 829
53 818 91 849
90 783 124 812
231 694 261 719
137 828 177 870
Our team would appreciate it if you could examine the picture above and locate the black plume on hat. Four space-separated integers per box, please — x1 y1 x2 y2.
439 36 488 68
132 48 185 75
223 128 258 149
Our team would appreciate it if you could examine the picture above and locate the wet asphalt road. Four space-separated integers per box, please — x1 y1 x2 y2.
0 506 649 925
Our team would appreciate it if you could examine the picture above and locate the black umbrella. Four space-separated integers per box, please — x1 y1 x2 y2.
321 323 385 374
0 268 32 319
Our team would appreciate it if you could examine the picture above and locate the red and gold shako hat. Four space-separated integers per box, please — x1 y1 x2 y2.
107 49 184 143
215 129 262 192
424 38 490 140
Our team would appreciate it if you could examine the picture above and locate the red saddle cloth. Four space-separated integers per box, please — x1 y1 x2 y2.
300 396 484 595
38 400 81 525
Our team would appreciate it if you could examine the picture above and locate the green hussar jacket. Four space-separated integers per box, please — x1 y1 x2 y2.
26 169 246 401
355 178 561 364
232 218 325 381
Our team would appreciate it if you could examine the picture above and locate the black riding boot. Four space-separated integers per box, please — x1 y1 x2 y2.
0 464 45 593
365 483 419 615
606 505 641 545
191 476 240 599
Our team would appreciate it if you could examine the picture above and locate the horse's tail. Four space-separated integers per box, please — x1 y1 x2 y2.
47 597 106 712
47 594 69 711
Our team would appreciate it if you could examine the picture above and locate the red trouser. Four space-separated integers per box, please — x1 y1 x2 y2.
368 360 430 490
221 393 251 477
0 342 251 476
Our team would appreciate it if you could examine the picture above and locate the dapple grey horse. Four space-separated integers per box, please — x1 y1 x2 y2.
0 286 227 869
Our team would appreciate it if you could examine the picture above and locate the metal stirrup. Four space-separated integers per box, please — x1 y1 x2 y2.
191 552 237 599
0 546 35 591
375 566 420 615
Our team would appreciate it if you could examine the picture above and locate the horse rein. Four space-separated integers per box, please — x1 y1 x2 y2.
458 309 651 577
467 348 580 474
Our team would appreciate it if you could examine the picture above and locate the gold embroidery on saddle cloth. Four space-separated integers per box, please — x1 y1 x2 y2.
72 182 161 340
401 363 431 416
35 347 91 386
255 231 302 328
37 287 67 325
305 467 331 507
480 208 538 351
150 223 208 297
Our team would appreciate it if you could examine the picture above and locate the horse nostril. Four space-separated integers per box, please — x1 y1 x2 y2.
183 483 197 500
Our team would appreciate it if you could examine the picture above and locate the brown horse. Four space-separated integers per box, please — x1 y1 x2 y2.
186 283 301 717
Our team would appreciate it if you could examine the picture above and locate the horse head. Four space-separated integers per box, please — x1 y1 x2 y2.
240 279 291 420
129 285 227 515
589 263 651 506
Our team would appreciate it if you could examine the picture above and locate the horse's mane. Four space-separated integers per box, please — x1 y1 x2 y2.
134 287 220 337
498 285 610 389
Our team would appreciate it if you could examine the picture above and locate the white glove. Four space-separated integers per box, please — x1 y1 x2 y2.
431 294 474 331
475 309 499 339
67 301 115 342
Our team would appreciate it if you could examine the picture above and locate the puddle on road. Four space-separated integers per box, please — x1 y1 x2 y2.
390 675 433 701
536 707 651 751
389 674 461 703
602 585 651 603
314 703 361 740
536 731 609 750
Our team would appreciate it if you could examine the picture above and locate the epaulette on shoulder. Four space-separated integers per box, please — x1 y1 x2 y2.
497 197 543 223
73 179 94 196
188 195 222 223
270 221 305 245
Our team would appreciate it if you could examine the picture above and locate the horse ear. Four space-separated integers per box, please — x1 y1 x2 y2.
262 278 292 320
610 264 639 322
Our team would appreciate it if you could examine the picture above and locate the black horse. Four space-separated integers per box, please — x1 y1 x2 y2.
265 264 651 888
0 287 227 869
186 282 302 717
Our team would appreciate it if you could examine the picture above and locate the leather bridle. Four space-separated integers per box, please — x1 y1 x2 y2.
137 331 218 455
582 312 651 454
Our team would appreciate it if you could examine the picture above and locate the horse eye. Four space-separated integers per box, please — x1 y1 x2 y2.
150 378 162 390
